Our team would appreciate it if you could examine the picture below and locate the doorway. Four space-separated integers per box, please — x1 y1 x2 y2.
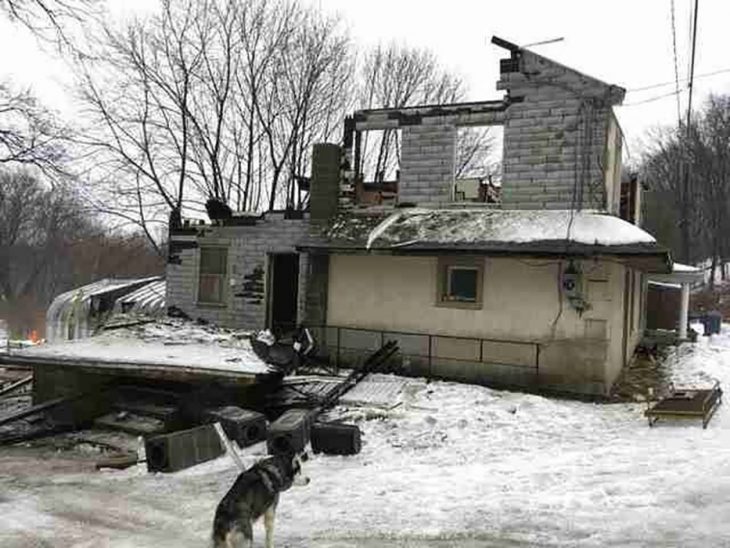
268 253 300 335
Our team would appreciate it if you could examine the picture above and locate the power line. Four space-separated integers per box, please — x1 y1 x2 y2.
626 67 730 93
670 0 682 126
680 0 699 264
621 89 683 107
686 0 700 126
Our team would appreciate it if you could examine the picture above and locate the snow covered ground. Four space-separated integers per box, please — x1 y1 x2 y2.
3 329 730 547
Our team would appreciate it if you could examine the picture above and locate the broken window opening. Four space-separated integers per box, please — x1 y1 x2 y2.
198 247 228 305
354 128 401 206
454 125 503 204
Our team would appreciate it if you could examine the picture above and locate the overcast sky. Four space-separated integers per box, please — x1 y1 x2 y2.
1 0 729 160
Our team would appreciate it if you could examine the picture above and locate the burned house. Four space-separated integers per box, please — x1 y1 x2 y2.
166 37 672 396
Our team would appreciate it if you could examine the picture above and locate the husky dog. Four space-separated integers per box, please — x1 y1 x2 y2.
212 453 308 548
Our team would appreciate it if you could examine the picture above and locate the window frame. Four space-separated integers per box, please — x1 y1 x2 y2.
435 256 484 310
197 246 229 306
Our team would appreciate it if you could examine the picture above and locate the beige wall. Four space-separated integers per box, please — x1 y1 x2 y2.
327 254 638 394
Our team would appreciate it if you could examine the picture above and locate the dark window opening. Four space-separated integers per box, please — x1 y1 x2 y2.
198 247 227 304
445 266 479 302
437 257 483 309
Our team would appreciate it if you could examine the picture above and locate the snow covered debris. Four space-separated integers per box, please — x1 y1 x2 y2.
13 317 272 375
4 330 730 546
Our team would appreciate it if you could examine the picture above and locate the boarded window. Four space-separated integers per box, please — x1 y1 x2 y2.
198 247 227 304
437 258 483 309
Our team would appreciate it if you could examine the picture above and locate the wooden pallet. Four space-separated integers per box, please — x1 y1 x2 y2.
645 381 722 429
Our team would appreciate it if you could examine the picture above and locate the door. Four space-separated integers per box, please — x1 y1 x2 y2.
268 253 300 335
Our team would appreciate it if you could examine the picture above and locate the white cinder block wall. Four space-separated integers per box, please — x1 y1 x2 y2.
394 49 625 211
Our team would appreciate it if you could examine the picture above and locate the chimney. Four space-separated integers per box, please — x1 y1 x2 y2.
310 143 341 221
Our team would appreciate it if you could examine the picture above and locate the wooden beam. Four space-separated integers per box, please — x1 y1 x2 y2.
0 375 32 398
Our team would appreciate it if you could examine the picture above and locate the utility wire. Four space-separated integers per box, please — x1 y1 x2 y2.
621 89 683 107
686 0 700 129
626 67 730 93
680 0 699 264
670 0 682 126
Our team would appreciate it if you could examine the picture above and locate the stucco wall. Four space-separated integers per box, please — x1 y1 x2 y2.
327 254 637 394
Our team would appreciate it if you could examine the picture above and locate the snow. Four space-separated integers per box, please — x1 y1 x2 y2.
364 209 657 249
3 331 730 546
0 319 6 351
366 210 404 250
113 280 167 316
674 263 701 273
13 318 272 375
649 281 682 289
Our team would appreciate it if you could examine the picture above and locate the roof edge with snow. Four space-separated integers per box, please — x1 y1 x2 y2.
299 209 672 272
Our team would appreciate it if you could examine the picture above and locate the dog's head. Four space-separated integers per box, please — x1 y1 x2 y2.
291 452 310 487
272 451 310 490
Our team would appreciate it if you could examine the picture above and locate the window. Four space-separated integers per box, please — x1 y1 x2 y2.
437 257 483 309
198 247 228 304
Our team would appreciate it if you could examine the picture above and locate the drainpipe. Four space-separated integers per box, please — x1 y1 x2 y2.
679 282 690 340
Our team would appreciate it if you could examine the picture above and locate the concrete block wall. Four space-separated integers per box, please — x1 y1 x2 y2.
498 50 624 210
166 214 308 330
399 122 457 204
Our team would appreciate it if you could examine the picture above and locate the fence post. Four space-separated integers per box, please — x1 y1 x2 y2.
427 334 432 379
336 327 341 371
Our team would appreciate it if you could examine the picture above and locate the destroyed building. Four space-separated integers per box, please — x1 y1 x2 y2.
164 37 674 396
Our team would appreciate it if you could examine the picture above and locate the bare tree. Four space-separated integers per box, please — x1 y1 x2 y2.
357 43 466 181
254 3 351 210
455 127 497 180
0 81 68 177
75 0 217 242
76 0 352 243
0 168 163 334
641 94 730 282
1 0 99 46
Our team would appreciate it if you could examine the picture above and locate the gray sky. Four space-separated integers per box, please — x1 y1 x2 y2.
2 0 729 159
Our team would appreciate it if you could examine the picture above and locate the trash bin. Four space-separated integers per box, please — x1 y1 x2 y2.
702 311 723 335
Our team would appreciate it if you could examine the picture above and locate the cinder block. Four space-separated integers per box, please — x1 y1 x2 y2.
311 422 361 455
267 408 312 455
145 424 224 473
205 406 268 448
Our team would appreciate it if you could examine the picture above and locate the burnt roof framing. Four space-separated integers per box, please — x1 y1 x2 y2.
352 99 511 131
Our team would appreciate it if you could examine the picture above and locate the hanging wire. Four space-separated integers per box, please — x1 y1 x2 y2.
670 0 683 127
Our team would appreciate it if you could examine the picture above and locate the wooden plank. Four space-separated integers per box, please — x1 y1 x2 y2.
0 393 82 427
0 354 263 384
95 453 139 470
0 375 32 398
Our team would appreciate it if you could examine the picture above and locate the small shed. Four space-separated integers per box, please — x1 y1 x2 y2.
648 264 704 340
646 282 681 331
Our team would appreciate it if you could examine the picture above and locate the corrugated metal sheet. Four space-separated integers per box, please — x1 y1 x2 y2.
113 280 166 316
46 277 163 342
